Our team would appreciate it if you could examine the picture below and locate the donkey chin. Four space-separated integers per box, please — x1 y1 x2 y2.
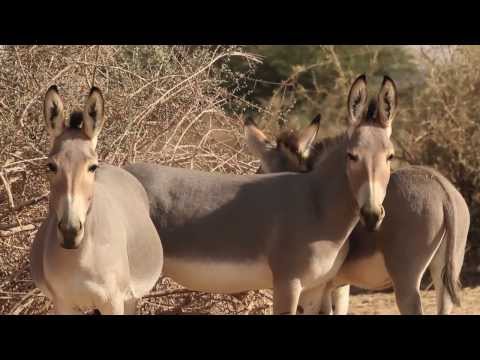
359 205 385 232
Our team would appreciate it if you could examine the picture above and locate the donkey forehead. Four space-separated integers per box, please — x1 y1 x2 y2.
348 125 392 151
49 129 96 161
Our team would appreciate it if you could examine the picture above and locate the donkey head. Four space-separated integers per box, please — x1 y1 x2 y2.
43 86 106 249
344 75 397 231
244 115 321 173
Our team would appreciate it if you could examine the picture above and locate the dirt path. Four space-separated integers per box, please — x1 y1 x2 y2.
347 287 480 315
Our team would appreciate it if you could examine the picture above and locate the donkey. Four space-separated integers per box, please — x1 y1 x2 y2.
30 86 163 315
245 81 470 315
124 74 395 314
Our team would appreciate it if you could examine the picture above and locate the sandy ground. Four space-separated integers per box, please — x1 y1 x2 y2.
345 287 480 315
3 270 479 315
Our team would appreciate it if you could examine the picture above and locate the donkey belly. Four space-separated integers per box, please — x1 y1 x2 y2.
335 250 392 291
164 256 273 293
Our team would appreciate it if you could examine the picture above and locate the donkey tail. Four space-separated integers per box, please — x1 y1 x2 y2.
441 198 462 307
420 166 462 306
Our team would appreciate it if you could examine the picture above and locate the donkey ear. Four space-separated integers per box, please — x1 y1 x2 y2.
44 85 65 142
297 114 321 158
377 75 397 132
347 74 368 127
244 118 274 158
82 87 105 149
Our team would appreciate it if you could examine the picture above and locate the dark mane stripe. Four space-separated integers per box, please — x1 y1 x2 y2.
366 99 378 122
68 111 83 129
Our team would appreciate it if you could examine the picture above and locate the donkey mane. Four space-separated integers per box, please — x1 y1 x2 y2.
68 111 84 129
365 98 378 123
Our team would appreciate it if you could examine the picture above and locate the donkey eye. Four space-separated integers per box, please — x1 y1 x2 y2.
387 154 395 161
88 164 99 173
347 153 359 162
47 163 57 173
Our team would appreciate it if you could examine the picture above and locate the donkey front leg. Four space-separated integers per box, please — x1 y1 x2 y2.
298 284 326 314
124 298 138 315
273 278 302 315
331 285 350 315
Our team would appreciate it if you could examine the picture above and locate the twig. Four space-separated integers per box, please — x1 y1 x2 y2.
91 45 100 87
14 192 48 211
0 217 45 231
0 171 15 209
144 289 196 299
9 288 41 315
393 136 417 164
19 64 75 127
133 51 261 127
0 224 36 237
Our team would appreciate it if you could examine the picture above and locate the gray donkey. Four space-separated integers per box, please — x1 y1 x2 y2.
245 91 470 315
30 86 163 314
124 75 396 314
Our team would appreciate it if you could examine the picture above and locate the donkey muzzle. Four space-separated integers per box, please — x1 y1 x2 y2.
360 205 385 232
58 219 83 249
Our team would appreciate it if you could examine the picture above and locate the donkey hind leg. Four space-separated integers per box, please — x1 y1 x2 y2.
391 270 424 315
429 240 454 315
393 283 423 315
297 284 326 315
124 298 138 315
331 285 350 315
273 278 302 315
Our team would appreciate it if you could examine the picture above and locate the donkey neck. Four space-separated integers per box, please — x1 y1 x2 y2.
307 137 359 240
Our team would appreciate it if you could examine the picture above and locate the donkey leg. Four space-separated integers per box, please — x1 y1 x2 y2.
391 274 423 315
298 284 325 314
273 278 302 315
319 284 333 315
331 285 350 315
384 240 430 315
124 298 138 315
98 297 125 315
429 242 454 315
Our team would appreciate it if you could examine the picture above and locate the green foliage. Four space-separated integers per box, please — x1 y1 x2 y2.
230 45 422 136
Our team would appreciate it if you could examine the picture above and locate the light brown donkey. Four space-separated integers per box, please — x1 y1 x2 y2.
30 86 163 314
245 77 470 315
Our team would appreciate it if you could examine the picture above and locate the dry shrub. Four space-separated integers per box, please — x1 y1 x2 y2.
0 45 272 314
404 46 480 279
